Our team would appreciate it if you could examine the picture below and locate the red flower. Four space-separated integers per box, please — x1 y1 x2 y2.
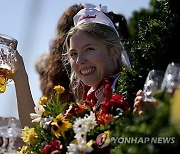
103 83 112 99
43 140 63 154
43 145 52 154
64 103 90 119
101 93 130 115
96 111 114 125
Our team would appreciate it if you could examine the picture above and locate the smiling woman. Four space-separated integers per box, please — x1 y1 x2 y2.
64 23 123 104
61 5 134 111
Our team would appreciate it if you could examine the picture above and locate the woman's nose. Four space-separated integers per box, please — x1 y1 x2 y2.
76 53 87 64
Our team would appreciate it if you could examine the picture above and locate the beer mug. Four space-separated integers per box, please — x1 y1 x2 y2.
0 34 17 93
143 70 164 102
161 62 180 94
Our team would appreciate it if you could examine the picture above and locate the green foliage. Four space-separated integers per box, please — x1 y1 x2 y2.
109 90 180 154
127 0 180 89
115 67 142 108
30 123 55 153
118 4 180 153
44 93 67 117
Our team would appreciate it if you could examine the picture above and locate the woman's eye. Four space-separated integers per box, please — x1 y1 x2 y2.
86 47 94 52
69 52 77 58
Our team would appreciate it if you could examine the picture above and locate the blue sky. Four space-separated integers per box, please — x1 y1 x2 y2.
0 0 150 118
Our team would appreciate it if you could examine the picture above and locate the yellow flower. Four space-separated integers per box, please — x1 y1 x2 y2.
21 126 38 145
39 96 48 105
103 130 111 136
17 145 28 154
87 139 95 147
54 85 65 94
171 87 180 135
51 114 72 138
102 130 111 144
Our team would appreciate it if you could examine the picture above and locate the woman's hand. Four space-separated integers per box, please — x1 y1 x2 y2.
133 89 159 116
11 51 28 82
133 90 145 115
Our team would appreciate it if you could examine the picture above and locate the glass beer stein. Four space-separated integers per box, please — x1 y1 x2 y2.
161 62 180 94
0 34 17 93
143 70 164 102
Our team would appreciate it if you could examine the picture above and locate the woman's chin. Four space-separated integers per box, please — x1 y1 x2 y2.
82 79 100 88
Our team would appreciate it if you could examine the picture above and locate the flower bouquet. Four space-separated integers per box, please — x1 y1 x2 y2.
17 64 180 154
17 85 130 154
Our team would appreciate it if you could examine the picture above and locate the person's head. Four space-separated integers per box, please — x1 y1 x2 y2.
56 4 84 35
65 22 123 88
63 5 128 101
35 52 49 93
35 53 49 79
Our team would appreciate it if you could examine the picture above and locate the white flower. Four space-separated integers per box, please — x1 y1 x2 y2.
64 105 73 116
40 117 53 129
30 105 45 123
75 132 87 144
67 143 79 154
73 117 86 134
67 141 93 154
78 141 93 153
84 111 97 132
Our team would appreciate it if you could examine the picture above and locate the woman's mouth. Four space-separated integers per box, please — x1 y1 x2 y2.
80 67 95 76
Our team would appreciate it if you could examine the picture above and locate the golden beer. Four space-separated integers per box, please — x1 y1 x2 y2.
0 67 12 93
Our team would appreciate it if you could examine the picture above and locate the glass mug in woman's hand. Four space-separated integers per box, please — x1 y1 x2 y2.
161 62 180 94
143 70 164 102
0 34 17 93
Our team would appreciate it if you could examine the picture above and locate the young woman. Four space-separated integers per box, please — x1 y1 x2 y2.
62 5 132 110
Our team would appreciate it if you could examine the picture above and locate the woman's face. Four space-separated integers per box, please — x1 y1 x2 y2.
68 31 118 88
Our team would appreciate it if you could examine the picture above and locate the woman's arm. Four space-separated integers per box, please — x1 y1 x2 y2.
12 52 34 127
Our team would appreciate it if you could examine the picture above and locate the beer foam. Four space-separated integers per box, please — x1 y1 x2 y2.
0 64 11 70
